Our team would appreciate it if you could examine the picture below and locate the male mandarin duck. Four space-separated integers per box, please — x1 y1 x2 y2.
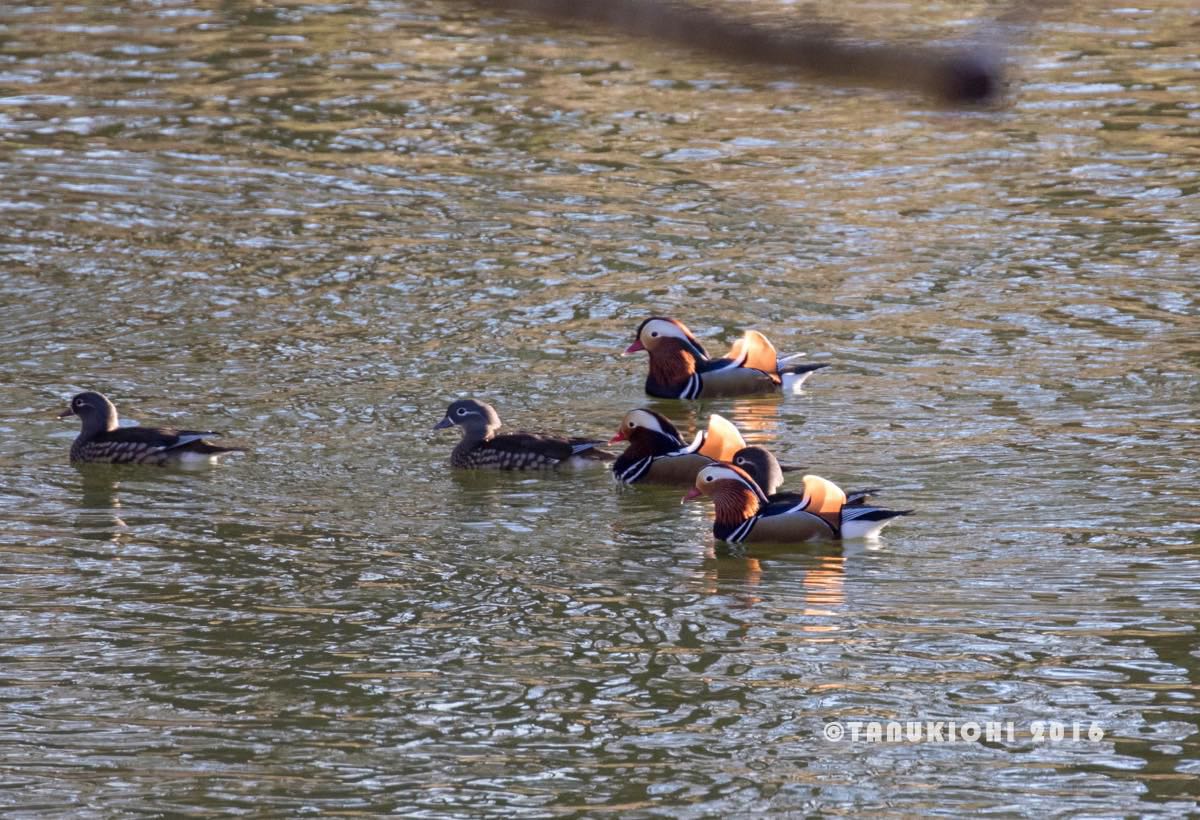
61 391 244 466
624 317 828 399
434 398 614 470
683 463 911 543
731 445 880 505
610 408 746 485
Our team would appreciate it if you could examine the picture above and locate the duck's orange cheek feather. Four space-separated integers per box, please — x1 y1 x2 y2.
648 341 697 384
710 485 759 523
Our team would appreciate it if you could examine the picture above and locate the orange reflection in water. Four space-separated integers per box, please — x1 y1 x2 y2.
696 546 846 620
719 400 786 445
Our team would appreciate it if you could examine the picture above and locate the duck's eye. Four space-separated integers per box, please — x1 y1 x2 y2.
650 331 659 338
627 421 636 428
705 475 714 482
735 457 746 465
456 408 467 416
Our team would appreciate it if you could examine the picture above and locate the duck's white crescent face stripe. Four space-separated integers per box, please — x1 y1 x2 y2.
625 409 666 436
641 319 693 345
697 464 762 495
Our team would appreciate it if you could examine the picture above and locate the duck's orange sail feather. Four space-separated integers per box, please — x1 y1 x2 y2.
800 474 848 530
697 414 746 462
725 330 779 374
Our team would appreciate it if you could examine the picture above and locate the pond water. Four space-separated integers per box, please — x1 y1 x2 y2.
1 0 1198 814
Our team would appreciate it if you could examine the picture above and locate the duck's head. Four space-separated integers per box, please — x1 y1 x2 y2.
59 391 119 433
609 408 682 445
731 446 784 496
434 398 502 437
623 317 709 360
683 462 770 505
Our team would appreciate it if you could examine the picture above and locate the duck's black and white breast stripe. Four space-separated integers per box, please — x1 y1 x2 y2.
615 455 654 484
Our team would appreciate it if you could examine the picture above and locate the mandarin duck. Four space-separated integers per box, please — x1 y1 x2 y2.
61 391 244 466
684 463 911 543
610 408 746 485
624 317 828 399
731 445 880 505
434 398 614 470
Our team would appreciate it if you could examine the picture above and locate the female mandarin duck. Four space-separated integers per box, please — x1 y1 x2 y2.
609 408 746 485
434 398 614 470
624 317 828 399
731 445 879 505
61 391 243 466
684 463 910 543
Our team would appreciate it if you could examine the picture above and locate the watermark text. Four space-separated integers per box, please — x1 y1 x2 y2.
823 720 1104 744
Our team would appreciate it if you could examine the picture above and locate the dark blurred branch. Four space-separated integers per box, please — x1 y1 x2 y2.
469 0 1023 105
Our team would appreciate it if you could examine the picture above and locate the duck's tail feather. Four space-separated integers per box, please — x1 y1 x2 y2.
780 363 829 395
844 487 883 506
570 440 617 461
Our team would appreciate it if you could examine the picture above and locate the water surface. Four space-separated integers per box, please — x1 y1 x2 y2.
1 0 1198 814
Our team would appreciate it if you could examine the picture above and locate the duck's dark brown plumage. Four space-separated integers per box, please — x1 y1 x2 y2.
625 317 828 399
62 391 243 466
610 408 745 485
435 398 613 471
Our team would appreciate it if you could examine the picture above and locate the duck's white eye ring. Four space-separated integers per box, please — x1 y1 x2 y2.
456 408 468 416
735 457 746 465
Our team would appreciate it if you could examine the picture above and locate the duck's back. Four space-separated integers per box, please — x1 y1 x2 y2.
72 426 230 466
454 432 609 470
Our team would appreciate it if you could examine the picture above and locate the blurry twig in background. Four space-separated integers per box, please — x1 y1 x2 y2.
469 0 1053 105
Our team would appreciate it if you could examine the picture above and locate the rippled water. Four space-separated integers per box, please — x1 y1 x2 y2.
1 0 1198 814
